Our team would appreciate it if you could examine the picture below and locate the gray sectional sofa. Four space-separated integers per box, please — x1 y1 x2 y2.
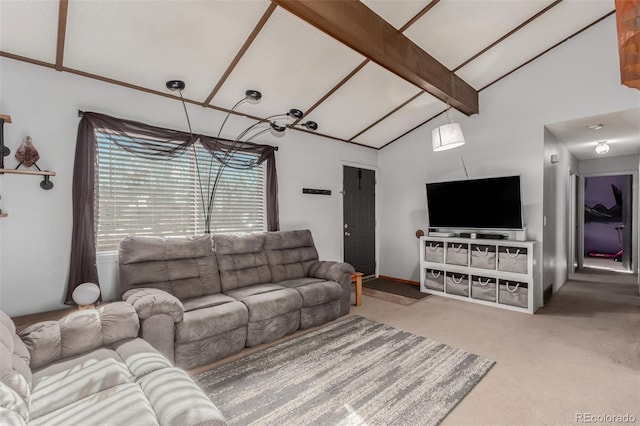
118 230 355 369
0 303 226 426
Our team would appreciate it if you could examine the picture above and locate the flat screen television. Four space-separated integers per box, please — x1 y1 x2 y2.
426 175 523 230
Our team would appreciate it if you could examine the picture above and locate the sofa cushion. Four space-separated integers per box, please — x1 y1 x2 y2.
0 406 26 426
214 233 272 291
241 288 303 322
224 284 286 301
0 380 28 424
294 281 343 307
138 367 226 426
30 355 132 419
176 302 248 344
29 383 160 426
264 230 319 282
182 294 238 312
273 277 325 288
111 338 172 379
119 235 221 300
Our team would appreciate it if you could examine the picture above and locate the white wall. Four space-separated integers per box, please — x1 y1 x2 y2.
0 59 377 316
543 128 579 293
377 16 640 289
578 154 640 175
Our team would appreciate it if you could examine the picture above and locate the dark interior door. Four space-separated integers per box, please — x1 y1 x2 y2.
343 166 376 276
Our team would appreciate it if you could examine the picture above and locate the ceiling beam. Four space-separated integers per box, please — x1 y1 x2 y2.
55 0 69 71
615 0 640 90
203 3 277 106
271 0 478 115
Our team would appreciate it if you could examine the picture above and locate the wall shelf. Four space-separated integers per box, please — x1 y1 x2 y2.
0 169 56 176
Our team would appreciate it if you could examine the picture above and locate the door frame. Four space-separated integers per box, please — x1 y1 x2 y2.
340 161 379 277
576 170 638 275
568 171 580 274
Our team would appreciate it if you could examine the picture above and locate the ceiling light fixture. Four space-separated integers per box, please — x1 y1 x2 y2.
166 80 318 233
587 124 603 130
595 141 610 154
432 106 466 152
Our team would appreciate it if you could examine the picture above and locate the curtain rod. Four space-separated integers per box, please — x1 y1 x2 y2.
76 110 278 150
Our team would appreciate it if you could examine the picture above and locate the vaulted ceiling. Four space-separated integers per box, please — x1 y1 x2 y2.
0 0 615 150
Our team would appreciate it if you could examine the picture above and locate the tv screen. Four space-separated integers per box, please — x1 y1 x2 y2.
426 176 523 230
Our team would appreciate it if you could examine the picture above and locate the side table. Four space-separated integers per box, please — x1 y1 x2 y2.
351 272 363 306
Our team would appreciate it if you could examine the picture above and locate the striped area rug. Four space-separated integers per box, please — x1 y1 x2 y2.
194 316 494 426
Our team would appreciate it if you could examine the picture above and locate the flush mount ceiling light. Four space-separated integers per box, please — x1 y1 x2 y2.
587 124 604 130
432 106 466 152
595 141 610 154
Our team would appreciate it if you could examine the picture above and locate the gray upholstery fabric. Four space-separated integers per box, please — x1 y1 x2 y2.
0 406 26 426
264 230 319 282
120 234 213 263
0 309 32 426
112 338 173 378
31 348 119 387
30 357 132 419
182 293 238 312
140 315 176 365
300 300 341 329
0 381 29 424
294 281 343 307
175 327 247 370
223 283 286 301
240 289 302 322
2 309 228 426
18 322 61 370
119 235 221 299
274 277 324 288
213 233 272 291
176 302 248 344
29 383 160 426
123 288 184 322
117 229 353 370
20 303 139 370
246 310 301 347
138 368 227 426
0 371 30 412
308 260 355 316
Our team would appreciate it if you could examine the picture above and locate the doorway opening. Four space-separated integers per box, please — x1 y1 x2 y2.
581 174 633 274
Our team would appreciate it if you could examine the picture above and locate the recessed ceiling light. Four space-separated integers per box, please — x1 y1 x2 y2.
595 141 610 154
587 124 603 130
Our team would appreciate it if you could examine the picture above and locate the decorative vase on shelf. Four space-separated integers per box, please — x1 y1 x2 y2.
15 136 40 168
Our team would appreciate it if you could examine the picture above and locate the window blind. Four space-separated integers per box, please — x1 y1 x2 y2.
95 132 265 252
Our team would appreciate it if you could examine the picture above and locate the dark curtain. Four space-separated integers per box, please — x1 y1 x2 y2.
65 111 279 304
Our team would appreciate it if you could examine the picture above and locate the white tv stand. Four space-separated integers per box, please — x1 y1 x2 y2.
419 236 540 314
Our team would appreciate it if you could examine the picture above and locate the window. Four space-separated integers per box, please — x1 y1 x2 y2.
95 132 265 252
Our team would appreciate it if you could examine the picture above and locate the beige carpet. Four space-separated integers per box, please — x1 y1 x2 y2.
190 271 639 425
352 272 640 425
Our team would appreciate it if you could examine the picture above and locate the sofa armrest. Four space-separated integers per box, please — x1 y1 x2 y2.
20 302 139 370
308 261 355 317
308 260 355 283
122 288 184 323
